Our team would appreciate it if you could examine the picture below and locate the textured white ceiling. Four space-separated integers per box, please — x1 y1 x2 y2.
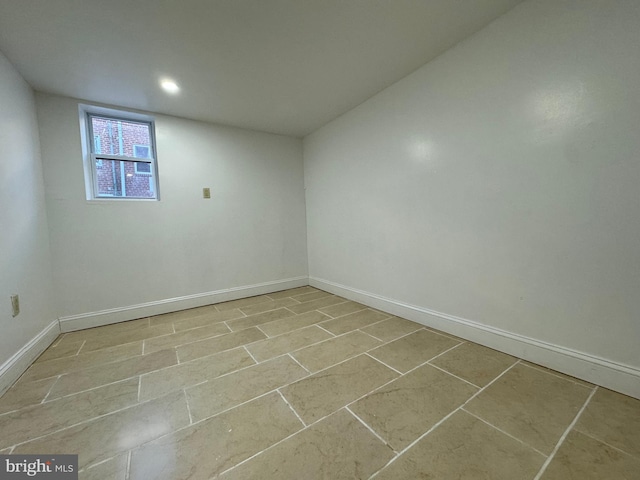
0 0 523 137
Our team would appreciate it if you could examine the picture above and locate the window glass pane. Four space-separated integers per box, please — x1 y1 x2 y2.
133 145 151 159
134 162 152 174
95 159 155 198
90 116 151 157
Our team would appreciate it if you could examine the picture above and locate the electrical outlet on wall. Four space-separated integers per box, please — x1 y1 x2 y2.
11 294 19 317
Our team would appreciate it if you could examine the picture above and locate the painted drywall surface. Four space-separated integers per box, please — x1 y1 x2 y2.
0 52 56 366
304 0 640 368
37 93 307 317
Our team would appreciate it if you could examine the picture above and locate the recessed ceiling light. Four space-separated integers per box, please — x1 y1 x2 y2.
160 79 180 94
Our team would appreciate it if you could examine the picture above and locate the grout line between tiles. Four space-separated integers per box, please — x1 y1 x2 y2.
363 335 464 381
364 352 403 375
368 327 430 350
220 388 396 479
125 450 132 480
426 363 481 389
11 382 195 449
357 328 393 345
519 361 595 389
532 387 598 480
287 353 310 374
572 429 639 459
318 305 370 320
255 324 270 338
273 327 364 358
423 341 464 363
243 346 259 364
359 329 384 342
345 406 394 452
136 376 141 403
461 408 548 457
40 376 61 404
358 314 396 331
74 340 86 356
83 454 118 473
141 340 146 356
277 389 307 427
368 360 522 479
315 324 336 337
183 389 194 425
41 353 181 403
50 334 65 348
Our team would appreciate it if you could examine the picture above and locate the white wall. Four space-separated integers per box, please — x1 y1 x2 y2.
36 93 308 326
304 0 640 395
0 52 57 383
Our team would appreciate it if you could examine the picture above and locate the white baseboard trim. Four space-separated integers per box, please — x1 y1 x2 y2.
310 276 640 400
59 276 309 333
0 320 60 396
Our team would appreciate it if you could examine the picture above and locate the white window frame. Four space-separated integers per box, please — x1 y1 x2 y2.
79 104 160 201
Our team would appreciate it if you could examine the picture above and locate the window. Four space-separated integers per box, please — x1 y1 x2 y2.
80 105 159 200
133 145 152 174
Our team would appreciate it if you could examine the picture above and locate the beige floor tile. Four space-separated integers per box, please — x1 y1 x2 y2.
541 430 640 479
139 347 254 401
221 409 394 480
266 286 318 300
186 355 307 422
226 308 296 331
0 378 138 449
13 391 190 470
281 355 398 425
36 340 83 362
149 305 219 326
22 342 143 383
291 290 332 303
575 388 640 458
374 410 544 480
0 377 58 415
239 297 300 316
130 392 303 480
350 364 478 450
215 295 271 311
62 318 150 343
320 309 390 335
286 295 347 314
246 326 332 362
80 454 128 480
80 324 174 353
48 349 177 399
291 330 381 373
361 317 423 342
430 342 517 387
143 322 230 354
465 363 592 454
318 300 368 318
259 310 332 337
368 329 460 373
172 308 245 332
522 361 594 388
177 327 266 363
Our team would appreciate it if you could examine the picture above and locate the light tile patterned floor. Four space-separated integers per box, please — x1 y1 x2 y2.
1 287 639 479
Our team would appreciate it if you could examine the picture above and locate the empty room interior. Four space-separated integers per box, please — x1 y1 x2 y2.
1 0 639 479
